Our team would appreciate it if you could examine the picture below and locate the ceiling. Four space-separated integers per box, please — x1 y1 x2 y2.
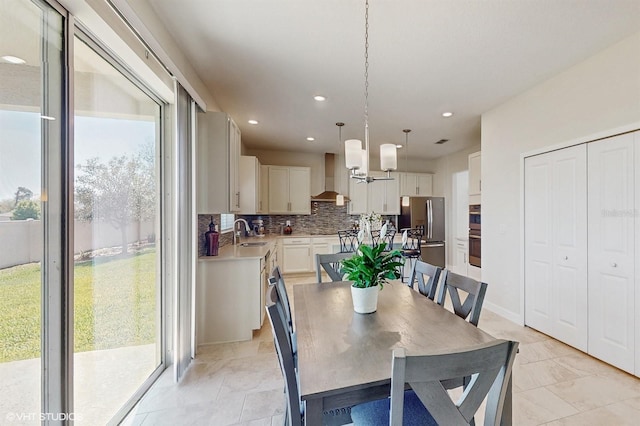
146 0 640 160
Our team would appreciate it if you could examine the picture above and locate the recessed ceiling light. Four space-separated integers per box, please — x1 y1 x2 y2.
248 119 259 125
306 137 315 141
313 95 326 102
396 144 403 149
442 112 453 117
2 55 26 64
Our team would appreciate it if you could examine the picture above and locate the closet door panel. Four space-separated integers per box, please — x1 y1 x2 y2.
588 133 635 373
524 155 554 333
552 146 587 349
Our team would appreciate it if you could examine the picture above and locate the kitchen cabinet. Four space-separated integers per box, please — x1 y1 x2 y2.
260 165 269 213
281 236 340 274
588 133 637 373
468 151 481 205
348 172 400 215
197 111 241 213
239 156 264 214
267 166 311 214
524 144 588 352
400 172 433 196
281 237 312 273
197 255 266 344
454 239 469 276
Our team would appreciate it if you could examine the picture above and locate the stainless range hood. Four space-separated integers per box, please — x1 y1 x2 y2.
311 153 350 203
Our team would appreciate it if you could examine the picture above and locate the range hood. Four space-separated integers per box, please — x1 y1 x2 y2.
311 153 350 203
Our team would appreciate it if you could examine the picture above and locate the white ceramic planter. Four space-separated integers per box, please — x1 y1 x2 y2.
351 285 380 314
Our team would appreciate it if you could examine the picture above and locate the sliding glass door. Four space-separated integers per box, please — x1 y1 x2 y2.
73 33 163 424
0 0 63 423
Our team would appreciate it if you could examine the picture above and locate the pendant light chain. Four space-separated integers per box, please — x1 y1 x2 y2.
364 0 370 156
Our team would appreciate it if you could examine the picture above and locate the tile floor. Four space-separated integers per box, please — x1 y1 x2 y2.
122 274 640 425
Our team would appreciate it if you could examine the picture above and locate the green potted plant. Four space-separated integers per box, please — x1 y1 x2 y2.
341 243 404 314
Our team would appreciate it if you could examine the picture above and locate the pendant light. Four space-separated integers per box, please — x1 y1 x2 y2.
336 122 348 206
402 129 411 207
344 0 397 183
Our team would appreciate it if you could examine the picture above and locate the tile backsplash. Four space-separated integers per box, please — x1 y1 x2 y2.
198 202 397 256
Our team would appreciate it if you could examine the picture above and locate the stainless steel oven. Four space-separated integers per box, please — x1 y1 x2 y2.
469 205 481 267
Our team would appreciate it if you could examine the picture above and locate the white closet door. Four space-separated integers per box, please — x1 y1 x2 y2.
525 154 555 334
524 145 587 350
552 146 587 350
588 133 635 373
635 131 640 376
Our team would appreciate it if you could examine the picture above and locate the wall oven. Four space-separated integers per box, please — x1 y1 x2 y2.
469 204 481 267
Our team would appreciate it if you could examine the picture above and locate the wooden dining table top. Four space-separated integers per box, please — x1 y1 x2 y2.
293 280 497 401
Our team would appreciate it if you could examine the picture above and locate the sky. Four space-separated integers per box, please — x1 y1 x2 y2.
0 110 156 201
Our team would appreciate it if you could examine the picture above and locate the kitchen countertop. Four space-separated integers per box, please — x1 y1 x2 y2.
198 236 278 261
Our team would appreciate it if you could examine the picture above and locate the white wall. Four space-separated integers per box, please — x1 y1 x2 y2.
481 31 640 322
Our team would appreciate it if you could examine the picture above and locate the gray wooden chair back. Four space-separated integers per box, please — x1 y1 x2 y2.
437 270 488 327
268 265 297 365
408 259 442 300
266 287 353 426
266 290 302 426
338 229 360 253
315 252 352 283
390 340 519 426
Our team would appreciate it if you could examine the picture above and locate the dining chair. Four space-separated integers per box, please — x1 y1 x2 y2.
408 259 442 300
437 270 488 327
400 228 422 282
338 229 360 253
315 252 352 283
370 229 396 251
350 339 519 426
266 290 353 426
269 266 295 359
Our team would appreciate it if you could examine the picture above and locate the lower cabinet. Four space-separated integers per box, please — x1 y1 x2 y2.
282 239 312 273
281 236 339 274
196 257 265 345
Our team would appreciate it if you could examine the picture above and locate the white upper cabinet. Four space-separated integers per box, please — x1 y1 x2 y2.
197 111 241 213
260 164 269 213
468 151 481 204
239 156 263 214
267 166 311 214
400 172 433 196
588 133 636 374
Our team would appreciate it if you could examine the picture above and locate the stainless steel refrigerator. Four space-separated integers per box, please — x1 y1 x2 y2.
398 196 446 268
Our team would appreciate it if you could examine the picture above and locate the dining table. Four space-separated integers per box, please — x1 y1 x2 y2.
293 280 511 425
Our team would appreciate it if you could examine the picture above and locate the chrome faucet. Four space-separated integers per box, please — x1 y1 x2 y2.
233 218 250 245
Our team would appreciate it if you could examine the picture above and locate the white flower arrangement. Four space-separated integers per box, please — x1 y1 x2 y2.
359 212 382 233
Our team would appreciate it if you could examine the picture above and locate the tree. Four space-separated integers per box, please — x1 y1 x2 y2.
12 200 40 220
14 187 33 206
75 154 155 255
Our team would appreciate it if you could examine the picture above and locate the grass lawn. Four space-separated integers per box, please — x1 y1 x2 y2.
0 250 157 362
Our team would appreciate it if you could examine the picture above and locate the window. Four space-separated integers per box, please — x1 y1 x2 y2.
220 213 235 232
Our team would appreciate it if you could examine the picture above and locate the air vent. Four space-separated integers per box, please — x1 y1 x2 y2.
435 139 449 145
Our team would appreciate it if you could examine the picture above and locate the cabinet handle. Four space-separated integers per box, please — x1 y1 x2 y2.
416 186 419 195
236 192 240 208
564 256 568 260
611 262 618 268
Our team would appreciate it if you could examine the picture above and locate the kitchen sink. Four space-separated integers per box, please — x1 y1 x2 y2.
240 242 268 247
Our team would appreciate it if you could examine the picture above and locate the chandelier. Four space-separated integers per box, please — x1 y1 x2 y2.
344 0 397 183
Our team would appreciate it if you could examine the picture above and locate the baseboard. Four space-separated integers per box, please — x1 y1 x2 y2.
483 301 523 326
